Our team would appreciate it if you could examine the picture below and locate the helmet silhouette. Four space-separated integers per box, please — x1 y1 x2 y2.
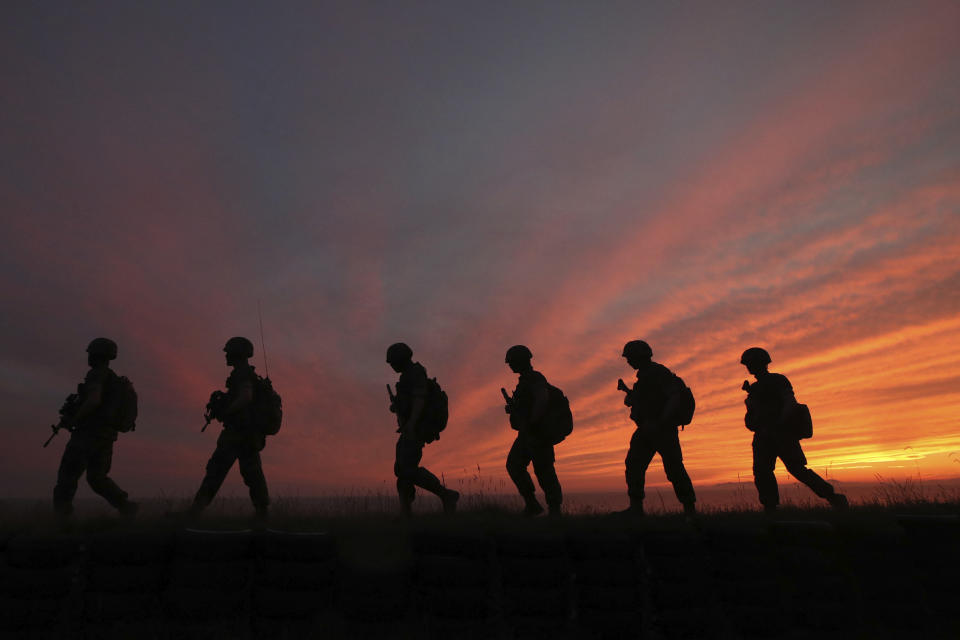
622 340 652 360
505 345 533 363
86 338 118 360
740 347 771 366
224 337 254 358
386 342 414 364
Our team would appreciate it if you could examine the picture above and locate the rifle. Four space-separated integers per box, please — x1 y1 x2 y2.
43 392 81 448
202 390 227 432
500 387 513 413
387 384 402 432
741 380 752 392
387 384 397 412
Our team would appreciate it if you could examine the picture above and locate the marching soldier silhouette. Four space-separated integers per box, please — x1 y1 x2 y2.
503 345 564 517
741 347 848 514
386 342 459 516
187 337 277 522
618 340 696 519
51 338 139 519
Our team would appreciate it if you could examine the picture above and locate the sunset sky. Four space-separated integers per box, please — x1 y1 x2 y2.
2 2 958 501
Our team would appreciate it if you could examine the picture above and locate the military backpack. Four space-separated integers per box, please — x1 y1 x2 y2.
673 381 696 430
419 377 448 443
541 384 573 445
785 401 813 440
253 376 283 436
106 374 138 432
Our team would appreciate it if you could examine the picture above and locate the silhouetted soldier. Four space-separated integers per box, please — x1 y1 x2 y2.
503 345 563 517
618 340 696 519
386 342 459 516
741 347 848 514
187 337 270 522
52 338 139 519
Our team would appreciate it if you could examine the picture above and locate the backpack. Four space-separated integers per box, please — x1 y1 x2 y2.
673 382 696 430
542 384 573 445
785 401 813 440
419 377 448 443
109 375 138 433
253 376 283 436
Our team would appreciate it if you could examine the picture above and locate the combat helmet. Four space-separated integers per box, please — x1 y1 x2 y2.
386 342 413 364
87 338 118 360
622 340 652 360
740 347 771 366
505 345 533 363
224 337 254 358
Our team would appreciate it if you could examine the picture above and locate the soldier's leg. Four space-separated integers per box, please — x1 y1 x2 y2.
52 436 88 516
394 437 421 511
624 428 657 509
506 435 536 500
237 447 270 512
85 440 132 511
779 440 838 501
658 429 696 509
530 443 562 514
752 434 780 510
191 444 238 513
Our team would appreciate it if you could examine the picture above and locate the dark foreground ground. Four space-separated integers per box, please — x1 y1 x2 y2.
1 503 958 640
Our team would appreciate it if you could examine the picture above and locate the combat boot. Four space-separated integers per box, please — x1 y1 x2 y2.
442 489 460 515
521 496 545 517
547 504 562 518
252 506 269 529
118 500 140 519
682 502 697 524
827 493 849 510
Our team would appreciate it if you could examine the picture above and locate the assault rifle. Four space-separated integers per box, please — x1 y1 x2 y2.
202 390 227 432
500 387 513 413
387 384 402 432
43 392 81 448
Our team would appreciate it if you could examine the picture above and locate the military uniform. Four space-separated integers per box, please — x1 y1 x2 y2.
624 362 696 510
506 369 563 513
53 366 133 516
192 364 269 513
393 362 447 510
746 372 838 509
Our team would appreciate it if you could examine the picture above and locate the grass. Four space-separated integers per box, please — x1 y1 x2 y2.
1 473 958 538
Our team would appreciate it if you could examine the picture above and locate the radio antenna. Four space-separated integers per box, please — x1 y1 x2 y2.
257 299 270 380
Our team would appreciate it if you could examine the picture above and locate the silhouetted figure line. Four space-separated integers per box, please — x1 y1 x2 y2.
741 347 848 514
386 342 459 516
503 345 564 517
52 338 139 519
617 340 696 520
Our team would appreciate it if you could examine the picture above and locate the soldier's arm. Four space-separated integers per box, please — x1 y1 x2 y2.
402 395 426 435
223 381 254 415
72 382 102 422
658 377 685 424
529 380 549 425
776 379 796 424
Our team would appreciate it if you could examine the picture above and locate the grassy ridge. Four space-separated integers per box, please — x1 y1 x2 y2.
0 488 958 639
